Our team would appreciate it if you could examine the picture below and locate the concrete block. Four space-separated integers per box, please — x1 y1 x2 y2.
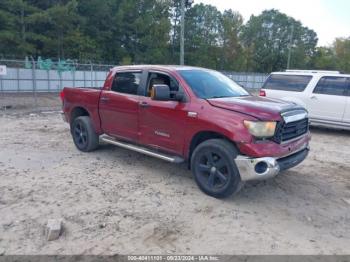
45 219 63 241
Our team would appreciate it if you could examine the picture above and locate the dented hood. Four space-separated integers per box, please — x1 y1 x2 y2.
207 96 303 121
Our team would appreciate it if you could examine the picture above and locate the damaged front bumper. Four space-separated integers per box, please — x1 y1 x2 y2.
235 146 310 182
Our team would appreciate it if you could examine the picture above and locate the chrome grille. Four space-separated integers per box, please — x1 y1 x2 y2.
274 118 309 143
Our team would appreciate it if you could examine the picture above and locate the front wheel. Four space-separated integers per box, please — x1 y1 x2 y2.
71 116 99 152
191 139 244 198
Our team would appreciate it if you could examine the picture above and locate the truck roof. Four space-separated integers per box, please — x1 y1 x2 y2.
110 64 210 72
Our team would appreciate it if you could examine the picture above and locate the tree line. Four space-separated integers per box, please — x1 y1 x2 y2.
0 0 349 73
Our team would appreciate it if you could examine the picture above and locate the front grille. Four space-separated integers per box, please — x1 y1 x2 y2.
273 118 309 143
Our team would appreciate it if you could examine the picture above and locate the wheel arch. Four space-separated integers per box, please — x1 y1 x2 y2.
187 131 237 168
70 106 90 126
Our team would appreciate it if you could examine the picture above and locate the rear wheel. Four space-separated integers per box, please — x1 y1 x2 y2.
71 116 99 152
191 139 244 198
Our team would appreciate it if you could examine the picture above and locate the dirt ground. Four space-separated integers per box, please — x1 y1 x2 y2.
0 111 349 255
0 93 61 112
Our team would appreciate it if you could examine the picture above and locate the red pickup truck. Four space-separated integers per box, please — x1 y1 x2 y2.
60 65 310 198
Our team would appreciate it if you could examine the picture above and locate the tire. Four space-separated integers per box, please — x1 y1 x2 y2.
71 116 99 152
191 139 244 199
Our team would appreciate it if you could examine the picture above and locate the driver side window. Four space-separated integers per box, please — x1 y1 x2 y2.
146 72 181 98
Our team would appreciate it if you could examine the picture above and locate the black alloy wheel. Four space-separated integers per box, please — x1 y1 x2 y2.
191 139 244 198
196 150 230 191
73 121 88 149
71 116 99 152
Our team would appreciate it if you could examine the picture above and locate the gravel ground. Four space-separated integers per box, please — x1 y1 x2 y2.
0 93 61 112
0 112 349 255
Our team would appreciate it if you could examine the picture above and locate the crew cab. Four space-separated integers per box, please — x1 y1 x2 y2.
260 70 350 130
60 65 310 198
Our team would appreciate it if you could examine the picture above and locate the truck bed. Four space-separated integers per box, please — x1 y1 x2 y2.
62 87 103 133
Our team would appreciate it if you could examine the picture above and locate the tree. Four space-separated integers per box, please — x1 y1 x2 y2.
220 9 245 71
76 0 120 62
26 0 85 58
0 0 38 57
169 0 182 63
184 3 222 68
310 37 350 73
311 47 337 70
1 1 349 73
334 37 350 73
112 0 172 64
241 9 318 72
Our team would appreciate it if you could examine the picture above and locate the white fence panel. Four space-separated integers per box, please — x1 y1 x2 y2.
0 67 268 92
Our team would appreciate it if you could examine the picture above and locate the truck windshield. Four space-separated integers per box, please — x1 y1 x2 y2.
178 69 249 99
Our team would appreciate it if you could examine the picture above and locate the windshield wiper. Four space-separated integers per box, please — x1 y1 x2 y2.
209 95 233 99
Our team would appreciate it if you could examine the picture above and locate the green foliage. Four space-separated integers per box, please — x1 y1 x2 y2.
184 4 222 68
0 2 349 73
112 0 172 64
121 56 132 65
220 10 245 71
241 9 318 72
334 37 350 73
311 47 337 70
310 37 350 73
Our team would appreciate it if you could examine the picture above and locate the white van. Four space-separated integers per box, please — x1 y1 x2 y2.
260 70 350 130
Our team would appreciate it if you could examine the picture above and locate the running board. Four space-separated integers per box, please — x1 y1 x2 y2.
100 135 184 164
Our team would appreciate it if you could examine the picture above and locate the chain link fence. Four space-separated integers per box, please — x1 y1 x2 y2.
0 59 268 112
0 59 114 112
222 71 268 90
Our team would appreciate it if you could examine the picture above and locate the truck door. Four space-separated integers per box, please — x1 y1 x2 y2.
99 71 145 142
138 71 188 155
308 76 348 123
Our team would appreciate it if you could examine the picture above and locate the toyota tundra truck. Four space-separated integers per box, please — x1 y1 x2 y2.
60 65 310 198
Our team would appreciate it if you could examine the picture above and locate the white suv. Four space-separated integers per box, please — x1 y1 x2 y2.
260 70 350 130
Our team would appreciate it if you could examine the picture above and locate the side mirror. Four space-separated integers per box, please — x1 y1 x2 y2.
151 84 171 101
173 92 185 102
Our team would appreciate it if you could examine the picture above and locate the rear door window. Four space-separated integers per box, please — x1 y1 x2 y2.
263 74 312 92
111 72 142 95
313 76 348 96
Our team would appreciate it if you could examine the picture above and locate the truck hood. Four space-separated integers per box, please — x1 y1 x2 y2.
207 96 302 121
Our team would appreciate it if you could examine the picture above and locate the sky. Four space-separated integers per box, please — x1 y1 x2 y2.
196 0 350 46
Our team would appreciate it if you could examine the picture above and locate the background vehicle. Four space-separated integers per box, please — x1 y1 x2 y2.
61 65 310 198
260 70 350 130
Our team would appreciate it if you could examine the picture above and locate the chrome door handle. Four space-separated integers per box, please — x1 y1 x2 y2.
310 95 317 100
100 97 110 102
139 101 150 108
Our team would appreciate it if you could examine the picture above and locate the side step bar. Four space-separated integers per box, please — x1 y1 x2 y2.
100 135 185 164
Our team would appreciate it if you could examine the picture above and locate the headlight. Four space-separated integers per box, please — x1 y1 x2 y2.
244 121 277 138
